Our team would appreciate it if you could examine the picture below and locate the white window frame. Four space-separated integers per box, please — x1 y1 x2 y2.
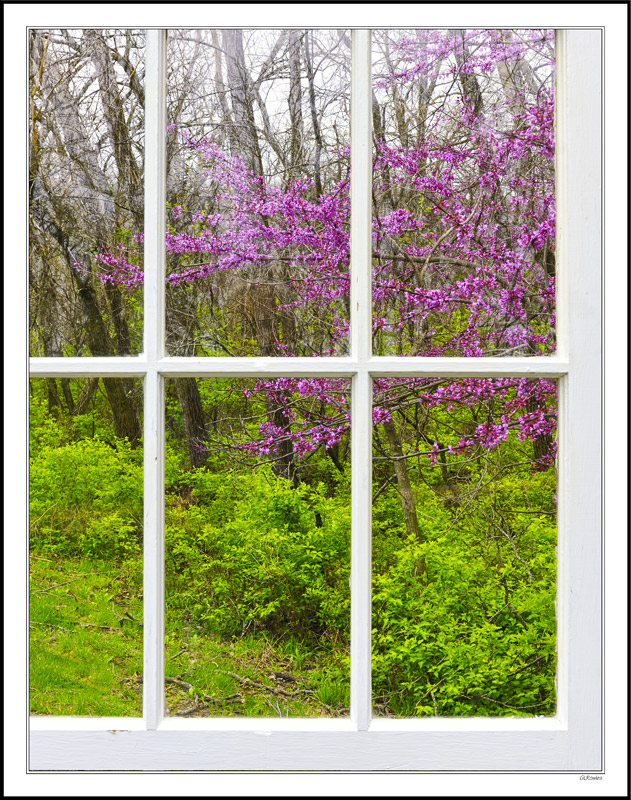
24 25 604 773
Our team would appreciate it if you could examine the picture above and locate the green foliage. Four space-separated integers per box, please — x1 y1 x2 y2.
165 469 351 643
29 378 557 719
372 482 556 717
29 389 63 452
30 437 143 558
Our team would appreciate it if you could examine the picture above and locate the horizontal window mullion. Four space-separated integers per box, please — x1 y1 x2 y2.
29 357 149 377
367 356 569 377
29 356 570 379
155 357 358 377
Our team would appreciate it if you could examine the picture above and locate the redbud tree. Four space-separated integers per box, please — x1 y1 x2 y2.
95 29 557 490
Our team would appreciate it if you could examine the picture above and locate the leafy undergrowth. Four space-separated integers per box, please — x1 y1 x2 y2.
29 556 349 718
28 411 556 719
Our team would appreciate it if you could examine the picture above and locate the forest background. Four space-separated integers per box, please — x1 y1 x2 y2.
28 27 559 719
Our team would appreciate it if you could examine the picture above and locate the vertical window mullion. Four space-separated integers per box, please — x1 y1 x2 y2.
554 29 569 364
350 28 373 730
554 27 570 731
556 28 602 765
144 28 167 366
350 29 373 365
143 28 167 729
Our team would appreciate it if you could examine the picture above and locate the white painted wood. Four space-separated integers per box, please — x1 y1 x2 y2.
553 36 574 744
350 369 372 730
29 714 562 733
143 29 166 365
143 368 165 729
366 356 569 377
554 30 569 364
29 357 149 377
350 29 373 365
28 28 603 773
349 29 374 731
30 728 571 771
142 29 167 731
29 717 145 731
28 356 570 378
367 716 566 732
157 356 358 376
157 718 357 732
555 373 569 731
558 28 603 770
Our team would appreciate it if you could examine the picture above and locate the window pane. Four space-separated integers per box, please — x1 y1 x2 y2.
165 30 350 357
372 377 557 716
372 30 555 357
29 30 144 357
29 379 143 716
164 377 350 717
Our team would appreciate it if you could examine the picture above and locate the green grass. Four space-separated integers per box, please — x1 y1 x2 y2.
29 555 143 716
164 629 348 717
29 554 349 718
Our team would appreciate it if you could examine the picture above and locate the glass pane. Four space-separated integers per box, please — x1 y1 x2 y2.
29 30 144 357
165 30 350 357
29 379 143 715
372 30 555 356
372 377 557 716
164 377 350 717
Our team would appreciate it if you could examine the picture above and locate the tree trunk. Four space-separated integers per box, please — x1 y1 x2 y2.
71 258 140 445
287 31 305 181
222 29 263 175
165 285 209 468
383 418 422 543
102 377 141 446
86 30 143 227
104 281 133 356
527 395 553 465
60 379 75 414
70 378 99 419
35 211 142 446
256 285 297 483
449 29 484 118
175 378 208 468
47 380 62 418
303 31 323 198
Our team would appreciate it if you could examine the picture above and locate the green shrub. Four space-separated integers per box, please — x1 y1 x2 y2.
165 469 351 643
29 438 143 559
372 488 557 717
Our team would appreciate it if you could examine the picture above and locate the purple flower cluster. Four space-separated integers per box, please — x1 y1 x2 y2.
94 30 557 472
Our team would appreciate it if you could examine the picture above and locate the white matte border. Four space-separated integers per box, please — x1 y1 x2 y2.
6 3 627 797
